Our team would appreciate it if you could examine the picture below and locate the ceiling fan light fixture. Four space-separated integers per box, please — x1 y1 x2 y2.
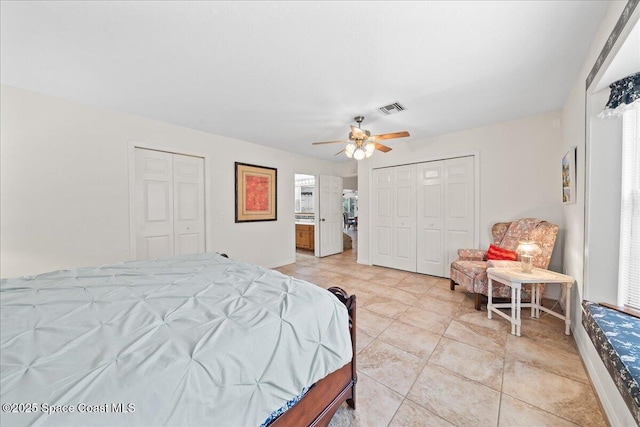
314 115 408 161
345 142 356 158
364 141 375 157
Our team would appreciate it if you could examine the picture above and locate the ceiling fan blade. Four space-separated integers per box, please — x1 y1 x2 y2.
334 148 345 156
371 131 410 141
312 140 346 145
350 125 365 138
374 143 393 153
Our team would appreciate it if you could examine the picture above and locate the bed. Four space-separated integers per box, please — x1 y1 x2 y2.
0 252 357 426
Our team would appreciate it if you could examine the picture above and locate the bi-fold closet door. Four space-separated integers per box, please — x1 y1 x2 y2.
134 148 206 260
371 165 417 271
372 156 475 278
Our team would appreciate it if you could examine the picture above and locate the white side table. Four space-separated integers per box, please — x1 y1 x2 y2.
486 267 574 336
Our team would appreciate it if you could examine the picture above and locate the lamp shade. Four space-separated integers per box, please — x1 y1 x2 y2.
516 240 542 273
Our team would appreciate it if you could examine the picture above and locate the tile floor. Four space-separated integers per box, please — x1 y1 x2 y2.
276 231 607 427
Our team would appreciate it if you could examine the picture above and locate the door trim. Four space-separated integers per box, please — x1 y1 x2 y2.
128 142 212 260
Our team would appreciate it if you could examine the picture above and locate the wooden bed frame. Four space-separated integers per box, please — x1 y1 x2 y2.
271 287 357 427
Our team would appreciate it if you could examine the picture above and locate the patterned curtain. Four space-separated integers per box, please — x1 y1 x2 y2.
599 72 640 118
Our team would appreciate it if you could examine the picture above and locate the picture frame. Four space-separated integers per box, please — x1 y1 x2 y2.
562 147 577 204
235 162 277 222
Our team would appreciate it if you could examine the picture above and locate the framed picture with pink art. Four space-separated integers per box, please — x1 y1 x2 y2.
562 147 576 204
235 162 277 222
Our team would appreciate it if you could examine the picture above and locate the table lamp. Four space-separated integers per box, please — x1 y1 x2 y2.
516 239 542 273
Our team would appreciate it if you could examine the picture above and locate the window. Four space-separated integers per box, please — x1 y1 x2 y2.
342 191 357 217
619 104 640 311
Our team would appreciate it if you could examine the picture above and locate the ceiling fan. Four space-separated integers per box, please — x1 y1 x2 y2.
312 116 410 160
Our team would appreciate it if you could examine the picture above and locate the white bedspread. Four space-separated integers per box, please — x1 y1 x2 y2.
0 253 352 426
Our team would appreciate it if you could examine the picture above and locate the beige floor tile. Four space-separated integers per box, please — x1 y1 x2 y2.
414 294 461 318
379 268 413 280
454 305 510 334
432 278 456 290
396 306 451 335
426 285 468 304
313 277 346 289
334 275 371 288
444 319 507 355
359 339 426 395
370 276 405 287
357 308 394 337
337 279 369 293
498 394 579 426
394 280 432 296
408 363 501 427
502 359 607 426
505 334 589 384
349 269 385 281
350 281 391 296
377 287 419 306
388 399 454 427
347 289 376 308
364 296 411 319
430 337 504 390
356 327 375 354
399 274 439 287
519 315 579 354
378 320 442 359
328 373 403 427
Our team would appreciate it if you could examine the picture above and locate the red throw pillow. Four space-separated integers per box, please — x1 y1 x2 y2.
486 244 518 261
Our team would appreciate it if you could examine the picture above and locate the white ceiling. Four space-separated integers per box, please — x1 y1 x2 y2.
0 1 611 162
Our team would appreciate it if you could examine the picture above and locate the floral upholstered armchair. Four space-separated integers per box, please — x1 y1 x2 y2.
450 218 559 310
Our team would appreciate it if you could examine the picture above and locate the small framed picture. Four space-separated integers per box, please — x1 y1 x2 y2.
562 147 576 204
235 162 277 222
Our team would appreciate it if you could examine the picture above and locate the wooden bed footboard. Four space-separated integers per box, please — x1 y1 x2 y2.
270 287 357 427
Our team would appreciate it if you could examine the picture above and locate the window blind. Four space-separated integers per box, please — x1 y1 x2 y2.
619 104 640 311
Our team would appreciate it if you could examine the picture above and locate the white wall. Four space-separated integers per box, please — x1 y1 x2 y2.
343 176 358 191
561 1 636 425
357 111 565 274
0 85 341 278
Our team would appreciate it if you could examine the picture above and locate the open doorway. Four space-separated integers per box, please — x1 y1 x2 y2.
294 174 316 257
342 177 358 254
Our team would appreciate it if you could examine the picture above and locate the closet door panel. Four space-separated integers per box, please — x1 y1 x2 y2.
372 169 395 268
392 165 417 272
135 149 175 260
444 157 475 277
417 161 445 276
173 154 205 256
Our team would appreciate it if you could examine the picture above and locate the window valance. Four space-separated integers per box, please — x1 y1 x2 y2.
599 72 640 118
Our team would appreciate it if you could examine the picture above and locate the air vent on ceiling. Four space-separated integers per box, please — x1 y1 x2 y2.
378 102 406 115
